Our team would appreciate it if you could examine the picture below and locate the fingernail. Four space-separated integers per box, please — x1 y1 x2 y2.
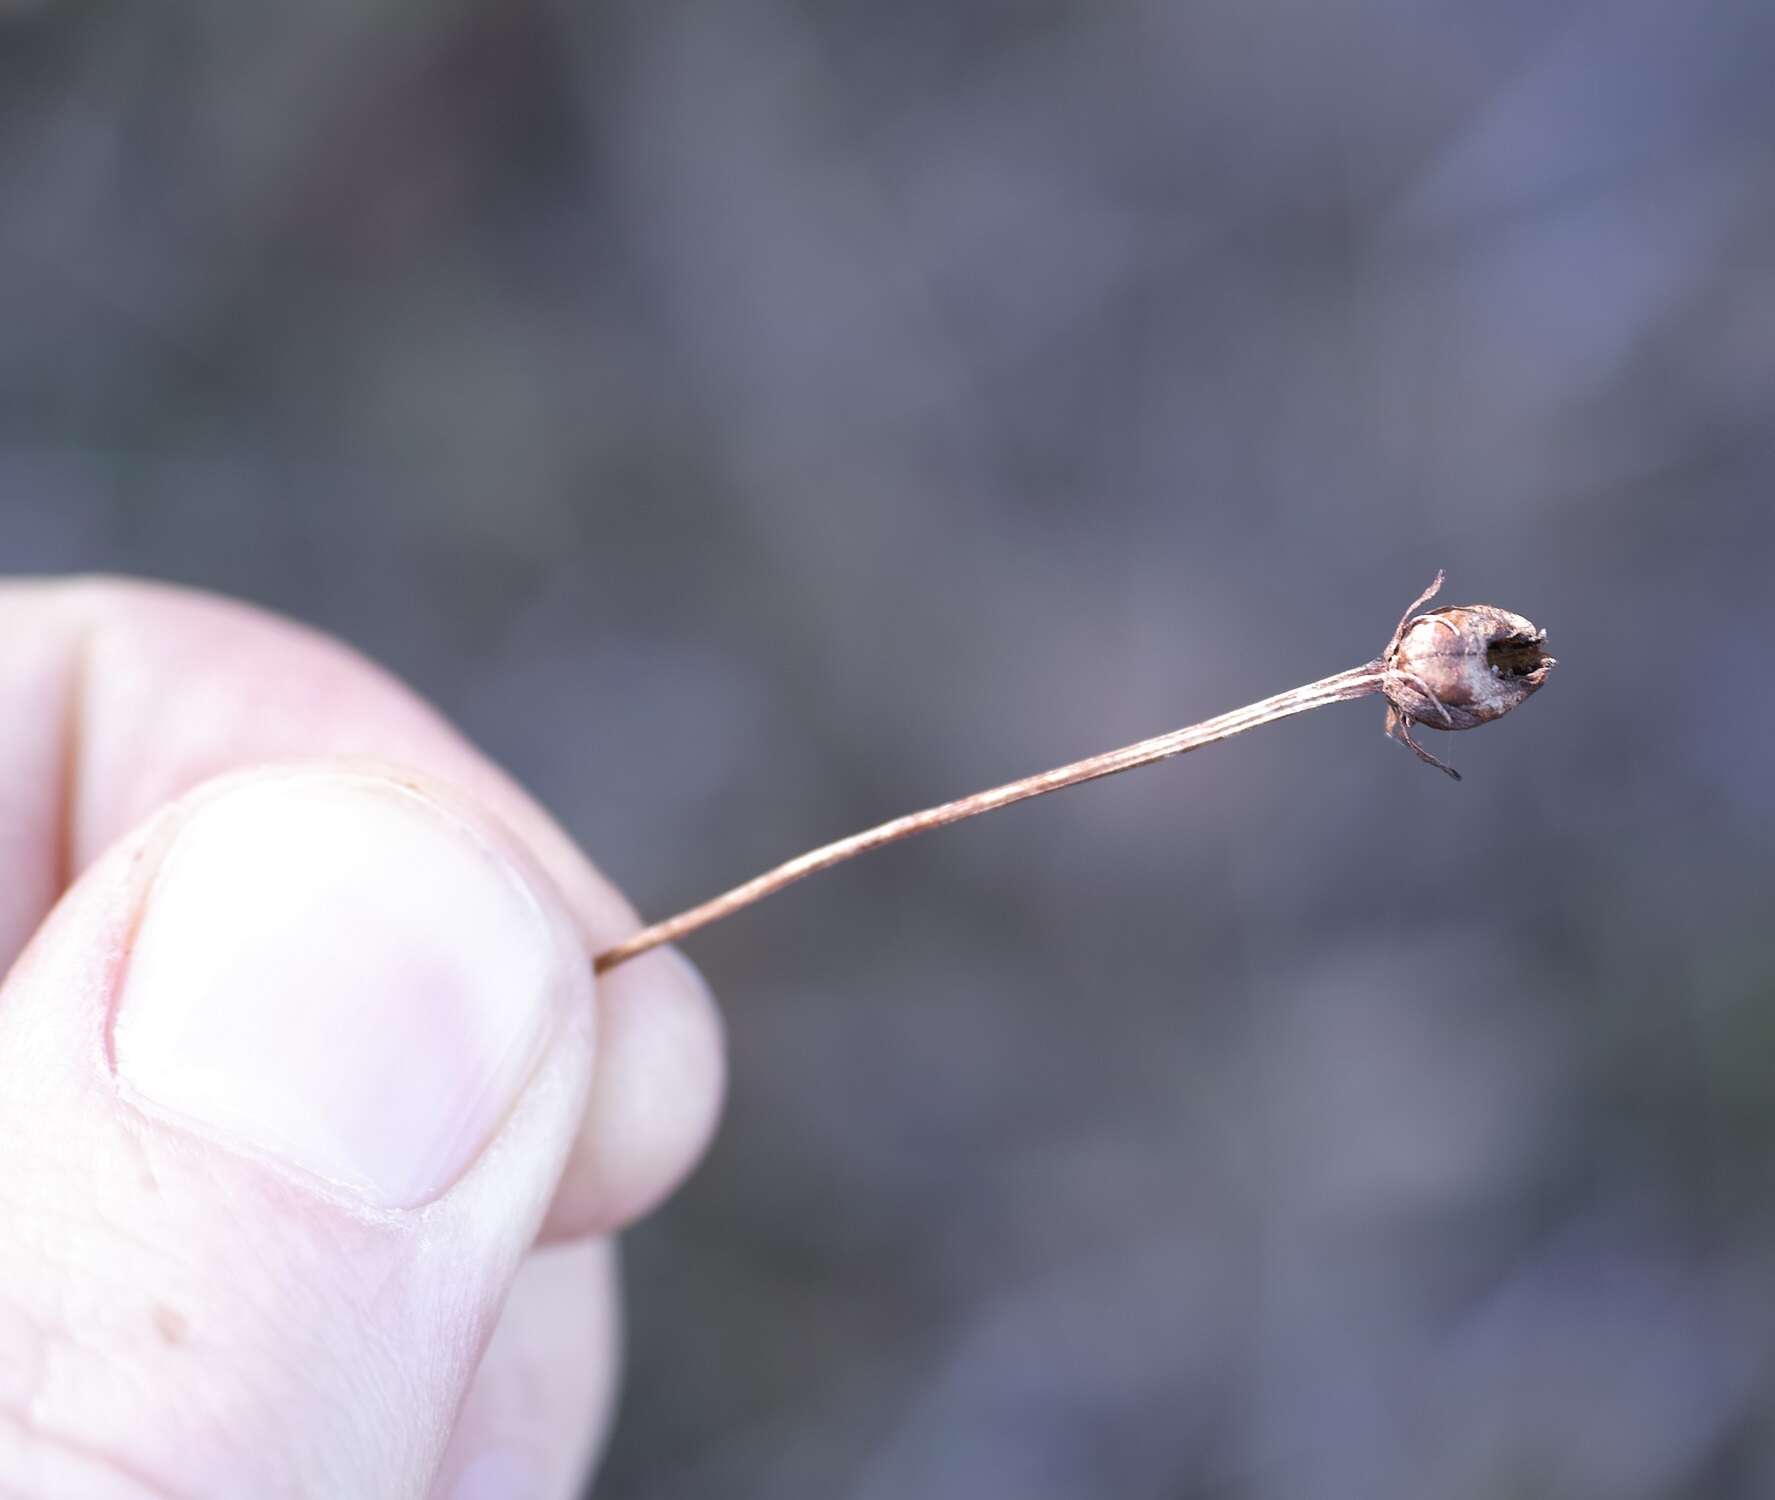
113 771 581 1209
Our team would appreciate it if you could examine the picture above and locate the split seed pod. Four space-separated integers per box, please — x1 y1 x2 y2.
1380 575 1555 779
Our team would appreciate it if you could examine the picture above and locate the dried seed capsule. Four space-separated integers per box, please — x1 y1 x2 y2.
1377 574 1555 778
1387 604 1555 729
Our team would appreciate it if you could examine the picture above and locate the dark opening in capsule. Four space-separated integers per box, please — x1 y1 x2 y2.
1486 633 1549 679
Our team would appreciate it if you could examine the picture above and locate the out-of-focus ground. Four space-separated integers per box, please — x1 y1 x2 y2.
5 3 1775 1496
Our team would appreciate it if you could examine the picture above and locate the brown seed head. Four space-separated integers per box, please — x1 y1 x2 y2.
1385 602 1555 730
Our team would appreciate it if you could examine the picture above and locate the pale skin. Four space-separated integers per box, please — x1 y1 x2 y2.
0 578 726 1499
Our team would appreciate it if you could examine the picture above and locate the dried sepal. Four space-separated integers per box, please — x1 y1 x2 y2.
1378 571 1555 780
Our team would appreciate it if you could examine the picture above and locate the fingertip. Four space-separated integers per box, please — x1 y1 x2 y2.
0 763 604 1497
430 1237 621 1500
542 945 726 1241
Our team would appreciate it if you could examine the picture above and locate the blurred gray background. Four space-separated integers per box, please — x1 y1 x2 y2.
5 2 1774 1496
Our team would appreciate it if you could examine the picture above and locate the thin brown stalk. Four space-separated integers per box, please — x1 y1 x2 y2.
593 660 1388 974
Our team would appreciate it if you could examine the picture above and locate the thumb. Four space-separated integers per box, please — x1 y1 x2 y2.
0 764 597 1498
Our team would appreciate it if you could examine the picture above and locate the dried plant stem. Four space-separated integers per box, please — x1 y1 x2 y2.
593 659 1387 974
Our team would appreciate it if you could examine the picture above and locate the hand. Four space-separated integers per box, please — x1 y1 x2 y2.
0 578 726 1498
